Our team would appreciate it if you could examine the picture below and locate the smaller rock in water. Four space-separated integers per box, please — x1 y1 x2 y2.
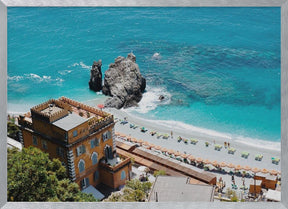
89 60 102 92
159 95 165 101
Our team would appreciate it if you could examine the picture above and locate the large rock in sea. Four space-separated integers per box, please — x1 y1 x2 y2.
102 53 146 109
89 60 102 92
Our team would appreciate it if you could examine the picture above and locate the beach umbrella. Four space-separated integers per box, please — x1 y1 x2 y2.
251 167 260 173
119 133 126 138
154 145 162 150
227 163 235 168
143 141 150 146
131 138 137 143
97 104 104 110
243 165 251 171
161 147 168 152
203 159 211 165
181 153 189 159
137 139 144 144
235 165 243 171
212 160 219 167
219 162 227 168
188 155 195 161
261 168 269 174
196 157 203 163
115 132 120 136
168 149 175 155
269 169 278 176
174 151 182 156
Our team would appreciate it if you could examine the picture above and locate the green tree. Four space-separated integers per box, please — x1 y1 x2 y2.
7 147 96 202
153 170 166 177
7 121 19 140
105 179 152 202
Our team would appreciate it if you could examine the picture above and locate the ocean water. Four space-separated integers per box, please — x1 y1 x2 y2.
7 8 280 147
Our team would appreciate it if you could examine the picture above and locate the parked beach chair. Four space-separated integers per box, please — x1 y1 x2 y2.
133 125 139 129
255 154 263 161
163 134 170 139
272 157 280 165
141 127 148 132
157 133 163 138
120 120 128 125
241 151 249 159
190 138 198 145
183 139 188 144
130 123 135 128
228 147 236 154
214 144 222 151
150 131 156 136
177 136 182 142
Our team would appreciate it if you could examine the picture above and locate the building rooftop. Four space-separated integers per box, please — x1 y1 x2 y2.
41 105 63 115
149 176 215 202
52 112 88 131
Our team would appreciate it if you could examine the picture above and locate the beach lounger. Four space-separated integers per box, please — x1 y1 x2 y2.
228 147 236 154
157 133 163 138
163 134 170 139
231 184 238 190
141 127 148 132
255 154 263 161
272 157 280 165
120 120 128 125
177 136 182 142
190 139 198 145
130 123 135 128
214 144 222 151
241 151 249 159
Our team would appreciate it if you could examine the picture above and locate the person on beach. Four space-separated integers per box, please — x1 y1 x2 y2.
171 131 173 138
224 141 227 148
231 174 235 185
228 142 230 148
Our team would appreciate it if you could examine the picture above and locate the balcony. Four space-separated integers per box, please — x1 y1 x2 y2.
99 156 131 172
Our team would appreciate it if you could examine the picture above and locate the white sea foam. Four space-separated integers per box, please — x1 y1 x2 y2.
125 86 171 114
8 73 64 83
58 69 72 75
79 62 91 69
234 136 281 151
152 52 161 59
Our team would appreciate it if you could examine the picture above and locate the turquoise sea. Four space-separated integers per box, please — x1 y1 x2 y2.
7 8 281 148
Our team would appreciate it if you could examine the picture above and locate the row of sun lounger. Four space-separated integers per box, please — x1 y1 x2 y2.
118 118 280 165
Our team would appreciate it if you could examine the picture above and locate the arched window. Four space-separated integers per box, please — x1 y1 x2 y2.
121 170 126 180
91 152 98 165
78 159 85 173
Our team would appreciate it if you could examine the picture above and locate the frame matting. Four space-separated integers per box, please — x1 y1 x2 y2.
0 1 287 209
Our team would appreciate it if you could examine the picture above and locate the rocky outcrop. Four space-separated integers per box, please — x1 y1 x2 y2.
89 60 102 92
102 53 146 109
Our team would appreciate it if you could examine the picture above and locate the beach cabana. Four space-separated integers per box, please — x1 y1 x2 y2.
249 180 262 195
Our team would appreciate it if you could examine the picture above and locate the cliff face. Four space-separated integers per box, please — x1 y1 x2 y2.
102 53 146 109
89 60 102 92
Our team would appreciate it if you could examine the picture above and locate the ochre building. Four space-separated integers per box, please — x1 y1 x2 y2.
18 97 131 190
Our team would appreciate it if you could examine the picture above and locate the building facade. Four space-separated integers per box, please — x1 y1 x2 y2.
18 97 131 190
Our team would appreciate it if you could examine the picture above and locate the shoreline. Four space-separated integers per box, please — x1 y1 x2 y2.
105 107 280 172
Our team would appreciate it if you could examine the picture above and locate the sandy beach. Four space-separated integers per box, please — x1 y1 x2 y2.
105 108 281 172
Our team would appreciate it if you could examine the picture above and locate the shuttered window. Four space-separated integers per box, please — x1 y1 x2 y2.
57 147 64 157
102 131 112 142
42 140 48 150
121 170 126 180
90 138 99 148
78 159 85 173
76 145 86 156
91 152 98 165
